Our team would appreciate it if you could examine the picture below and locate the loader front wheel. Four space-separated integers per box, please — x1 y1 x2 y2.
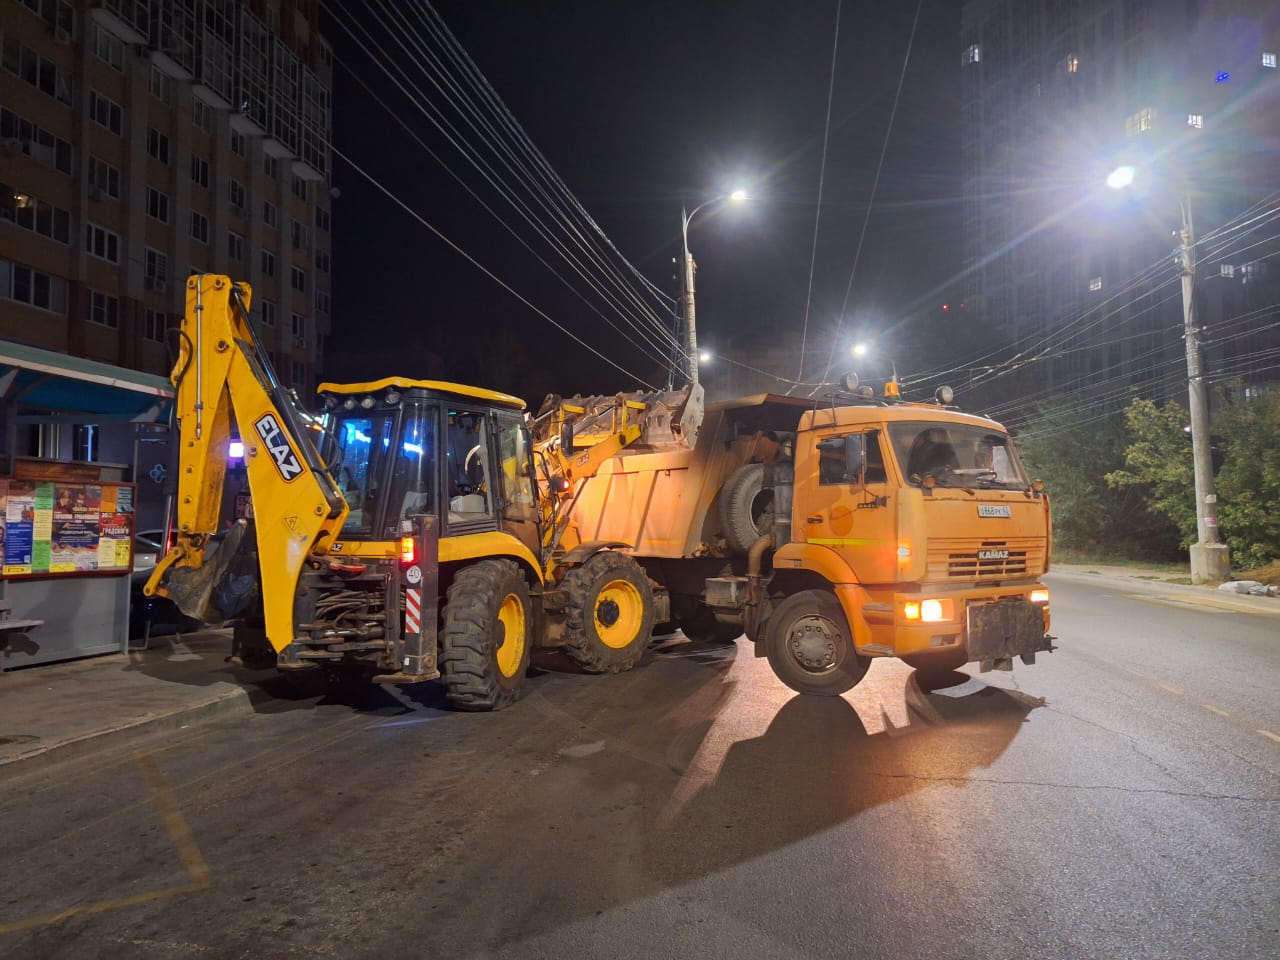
562 552 655 674
764 590 868 696
440 559 531 711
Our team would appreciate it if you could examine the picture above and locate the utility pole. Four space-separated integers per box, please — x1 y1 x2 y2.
681 203 699 387
1178 193 1230 583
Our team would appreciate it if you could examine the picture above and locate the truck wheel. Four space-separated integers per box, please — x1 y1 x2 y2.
563 552 655 673
672 594 741 644
440 559 532 711
764 590 868 696
720 463 792 554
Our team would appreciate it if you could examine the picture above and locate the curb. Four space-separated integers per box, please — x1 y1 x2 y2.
0 684 255 774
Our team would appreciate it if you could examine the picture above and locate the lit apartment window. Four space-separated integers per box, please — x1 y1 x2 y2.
228 231 244 262
191 211 209 244
89 91 123 135
191 156 209 188
291 313 307 348
291 267 306 292
92 25 124 71
144 247 168 289
1219 264 1236 278
1 257 68 313
85 223 120 262
1263 53 1277 69
0 188 70 244
962 44 981 65
147 128 170 164
143 309 167 342
145 187 170 224
1089 276 1103 292
263 201 278 228
1062 54 1079 74
1124 107 1156 136
230 130 246 157
88 290 120 328
1187 113 1204 129
149 66 171 103
261 250 275 277
229 179 246 213
88 156 120 199
260 298 277 327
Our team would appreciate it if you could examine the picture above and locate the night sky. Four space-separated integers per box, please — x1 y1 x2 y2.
327 0 963 404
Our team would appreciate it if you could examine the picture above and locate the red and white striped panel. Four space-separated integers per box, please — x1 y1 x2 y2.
405 588 421 636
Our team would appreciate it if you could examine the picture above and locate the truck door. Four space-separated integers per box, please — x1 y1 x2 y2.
799 429 898 583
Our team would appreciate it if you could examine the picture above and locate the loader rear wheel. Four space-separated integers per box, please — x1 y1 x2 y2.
440 559 531 711
563 552 655 674
764 590 868 696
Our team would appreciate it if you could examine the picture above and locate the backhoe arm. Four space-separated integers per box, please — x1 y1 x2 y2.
145 275 348 653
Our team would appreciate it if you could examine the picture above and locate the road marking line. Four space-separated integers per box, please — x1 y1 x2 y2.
0 751 212 934
1202 704 1230 717
1158 683 1183 695
1122 593 1280 617
1258 729 1280 744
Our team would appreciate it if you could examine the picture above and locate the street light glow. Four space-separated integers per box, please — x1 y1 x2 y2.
851 343 867 357
1106 165 1136 190
729 189 748 203
699 350 712 364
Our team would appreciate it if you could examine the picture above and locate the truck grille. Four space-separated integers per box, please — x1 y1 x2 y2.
927 539 1046 580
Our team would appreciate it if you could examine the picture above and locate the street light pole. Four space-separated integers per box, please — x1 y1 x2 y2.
680 202 700 386
1178 194 1230 582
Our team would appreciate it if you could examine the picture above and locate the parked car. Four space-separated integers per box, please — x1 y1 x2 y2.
129 529 223 639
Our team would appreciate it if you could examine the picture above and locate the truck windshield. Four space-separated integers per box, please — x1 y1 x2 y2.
887 422 1029 489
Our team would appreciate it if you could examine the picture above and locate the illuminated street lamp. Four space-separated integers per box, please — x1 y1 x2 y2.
681 190 748 386
1107 165 1229 582
850 342 868 358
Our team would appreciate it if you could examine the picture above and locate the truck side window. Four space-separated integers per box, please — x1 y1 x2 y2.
447 410 493 523
817 431 886 485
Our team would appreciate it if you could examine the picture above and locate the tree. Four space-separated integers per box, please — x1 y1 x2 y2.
1214 389 1280 569
1105 398 1198 546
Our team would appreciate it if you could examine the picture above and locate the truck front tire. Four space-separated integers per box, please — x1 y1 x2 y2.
764 589 868 696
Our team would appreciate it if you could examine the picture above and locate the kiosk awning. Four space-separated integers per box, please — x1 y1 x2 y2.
0 341 174 423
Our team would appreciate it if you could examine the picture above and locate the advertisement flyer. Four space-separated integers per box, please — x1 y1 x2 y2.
0 481 136 578
3 480 36 575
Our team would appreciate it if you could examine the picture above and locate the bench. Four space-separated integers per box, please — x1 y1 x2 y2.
0 599 44 634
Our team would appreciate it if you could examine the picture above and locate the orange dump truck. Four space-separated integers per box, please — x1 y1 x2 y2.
537 383 1054 694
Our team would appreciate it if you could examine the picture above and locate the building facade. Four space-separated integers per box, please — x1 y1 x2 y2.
958 0 1279 419
0 0 333 391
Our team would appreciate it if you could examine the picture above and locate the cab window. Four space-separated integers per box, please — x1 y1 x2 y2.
447 409 494 524
816 431 887 485
496 414 536 523
333 413 396 536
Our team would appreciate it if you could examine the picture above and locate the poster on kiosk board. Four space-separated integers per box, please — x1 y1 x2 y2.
0 479 136 577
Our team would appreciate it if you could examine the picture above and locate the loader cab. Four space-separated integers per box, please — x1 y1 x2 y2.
317 379 535 547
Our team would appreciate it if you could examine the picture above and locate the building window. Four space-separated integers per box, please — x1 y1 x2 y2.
1187 113 1204 129
291 176 308 201
192 97 213 133
149 66 171 103
962 44 981 65
1219 264 1236 278
1 106 73 173
88 290 120 328
261 250 276 277
1062 54 1079 74
144 247 168 289
147 128 171 164
0 188 70 244
144 309 167 342
1 35 73 105
1089 276 1102 292
191 211 209 244
315 251 330 273
92 25 124 71
260 298 277 328
263 201 278 228
191 156 209 188
85 223 120 263
145 187 170 224
290 266 306 292
1262 53 1276 69
317 290 330 315
264 154 278 179
316 208 330 232
230 129 246 157
88 156 120 199
229 178 246 213
89 91 123 135
228 231 244 262
1 257 68 314
291 313 307 348
291 219 308 250
291 361 306 389
1125 107 1156 136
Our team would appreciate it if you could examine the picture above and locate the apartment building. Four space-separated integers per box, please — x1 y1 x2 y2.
958 0 1279 410
0 0 333 391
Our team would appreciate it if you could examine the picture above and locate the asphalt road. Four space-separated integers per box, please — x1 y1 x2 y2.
1 572 1276 960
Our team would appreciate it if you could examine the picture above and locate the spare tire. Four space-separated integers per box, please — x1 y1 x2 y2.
719 462 792 554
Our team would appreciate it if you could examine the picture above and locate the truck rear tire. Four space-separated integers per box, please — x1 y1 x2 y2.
672 594 741 644
720 462 791 554
440 559 531 711
562 552 655 673
764 589 868 696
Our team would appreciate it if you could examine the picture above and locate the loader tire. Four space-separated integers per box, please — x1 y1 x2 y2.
562 552 655 674
440 559 531 711
764 589 868 696
719 462 792 554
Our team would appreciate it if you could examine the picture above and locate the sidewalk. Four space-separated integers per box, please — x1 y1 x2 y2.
0 628 270 771
2 567 1273 770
